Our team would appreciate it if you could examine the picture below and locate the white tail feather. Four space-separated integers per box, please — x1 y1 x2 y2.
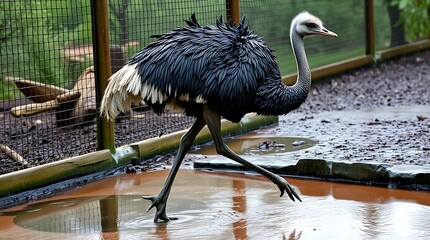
100 62 198 120
100 64 143 121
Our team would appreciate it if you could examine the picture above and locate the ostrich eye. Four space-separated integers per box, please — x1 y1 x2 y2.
305 23 318 29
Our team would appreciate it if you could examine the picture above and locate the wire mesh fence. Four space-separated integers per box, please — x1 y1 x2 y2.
0 0 226 175
376 0 408 49
1 1 97 173
0 0 428 176
110 0 225 148
375 0 430 51
241 0 367 75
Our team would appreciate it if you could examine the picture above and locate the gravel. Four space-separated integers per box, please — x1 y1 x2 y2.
276 50 430 166
1 50 429 175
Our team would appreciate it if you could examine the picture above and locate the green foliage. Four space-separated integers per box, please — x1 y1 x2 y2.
43 0 92 46
0 2 17 100
1 1 61 99
391 0 430 40
0 1 93 100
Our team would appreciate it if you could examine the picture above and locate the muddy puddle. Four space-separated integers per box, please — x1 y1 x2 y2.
192 135 318 155
0 169 429 239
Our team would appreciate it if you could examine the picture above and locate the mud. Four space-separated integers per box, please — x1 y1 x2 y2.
192 136 318 155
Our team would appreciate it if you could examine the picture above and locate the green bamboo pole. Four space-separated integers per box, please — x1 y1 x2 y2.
0 114 275 198
131 113 278 161
91 0 115 152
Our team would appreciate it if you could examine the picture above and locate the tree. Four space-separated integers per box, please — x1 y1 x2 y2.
385 0 407 47
109 0 131 46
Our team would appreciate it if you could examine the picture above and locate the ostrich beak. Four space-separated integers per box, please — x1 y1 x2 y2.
317 27 338 37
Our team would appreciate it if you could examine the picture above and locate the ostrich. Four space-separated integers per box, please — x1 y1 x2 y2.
101 12 337 222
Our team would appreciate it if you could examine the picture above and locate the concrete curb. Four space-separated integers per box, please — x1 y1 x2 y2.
194 158 430 190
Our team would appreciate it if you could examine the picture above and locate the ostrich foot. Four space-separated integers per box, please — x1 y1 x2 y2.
273 175 302 202
143 195 178 223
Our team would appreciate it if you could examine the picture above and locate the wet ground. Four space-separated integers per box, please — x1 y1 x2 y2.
0 169 429 240
286 51 430 166
266 104 429 166
130 51 430 174
1 51 429 174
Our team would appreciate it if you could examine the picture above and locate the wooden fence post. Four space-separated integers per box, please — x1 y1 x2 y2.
226 0 240 25
91 0 116 153
365 0 375 56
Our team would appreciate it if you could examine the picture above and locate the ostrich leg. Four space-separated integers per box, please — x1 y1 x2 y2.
144 117 206 222
202 105 302 202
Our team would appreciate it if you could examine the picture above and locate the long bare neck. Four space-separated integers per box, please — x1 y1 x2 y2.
254 25 311 116
290 28 311 95
268 28 310 114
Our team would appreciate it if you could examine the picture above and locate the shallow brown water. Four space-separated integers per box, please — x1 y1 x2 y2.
0 169 429 240
192 135 318 155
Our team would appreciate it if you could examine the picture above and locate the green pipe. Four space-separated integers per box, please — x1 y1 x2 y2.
0 114 277 198
131 114 278 161
0 150 113 197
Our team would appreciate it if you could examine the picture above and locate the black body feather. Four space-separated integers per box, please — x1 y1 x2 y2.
128 14 287 123
100 12 324 222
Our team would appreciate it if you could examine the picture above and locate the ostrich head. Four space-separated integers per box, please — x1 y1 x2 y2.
291 12 338 38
